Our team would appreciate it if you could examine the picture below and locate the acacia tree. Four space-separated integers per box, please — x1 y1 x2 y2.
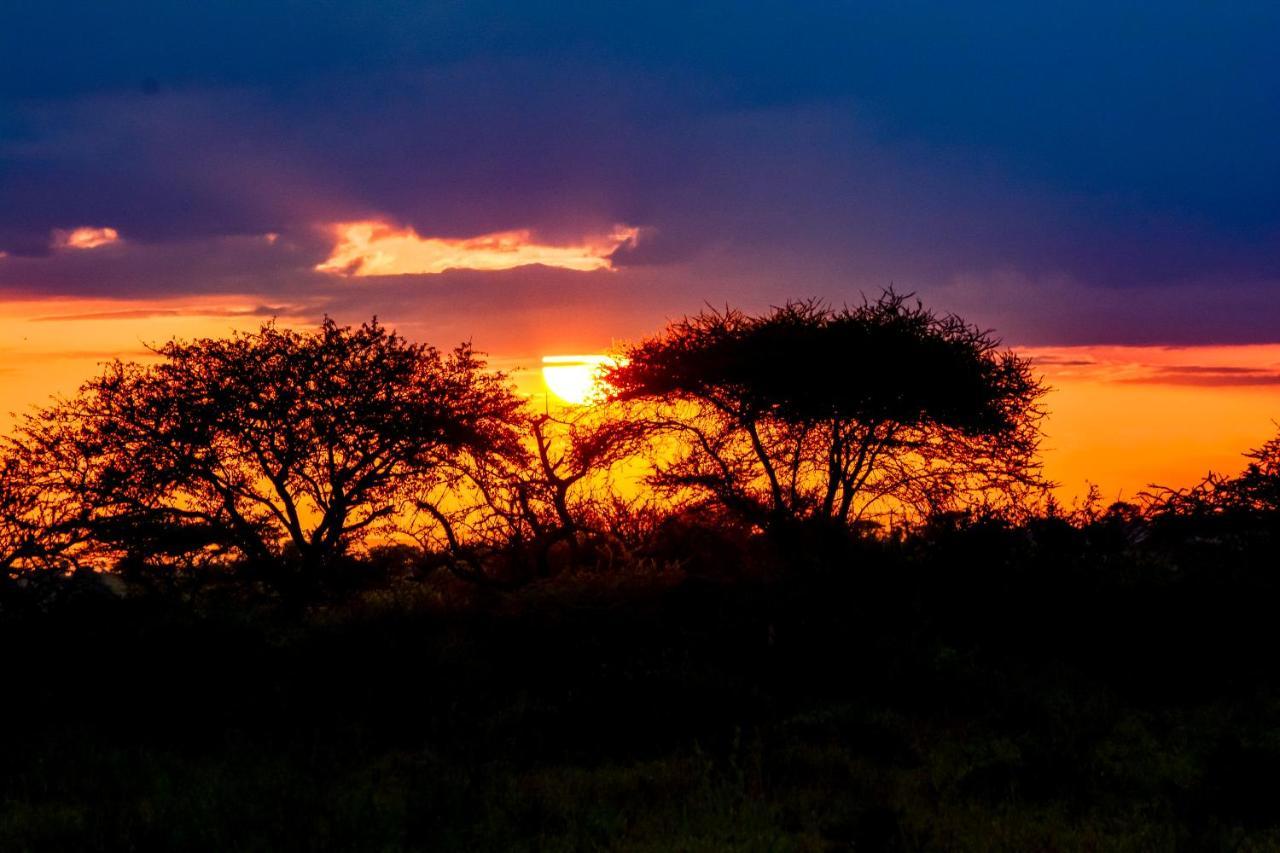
32 318 523 577
605 292 1047 529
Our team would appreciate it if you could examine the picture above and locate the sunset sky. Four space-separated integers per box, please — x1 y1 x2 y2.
2 2 1278 501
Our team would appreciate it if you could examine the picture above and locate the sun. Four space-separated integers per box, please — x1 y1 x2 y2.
542 355 614 405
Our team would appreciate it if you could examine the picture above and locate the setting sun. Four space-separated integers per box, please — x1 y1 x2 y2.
541 355 614 405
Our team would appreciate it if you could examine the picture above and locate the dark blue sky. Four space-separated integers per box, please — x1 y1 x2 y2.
2 0 1279 350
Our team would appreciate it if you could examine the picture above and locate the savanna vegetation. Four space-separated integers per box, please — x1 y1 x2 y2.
2 292 1279 851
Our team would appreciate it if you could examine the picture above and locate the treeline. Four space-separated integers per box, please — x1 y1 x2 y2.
0 290 1274 601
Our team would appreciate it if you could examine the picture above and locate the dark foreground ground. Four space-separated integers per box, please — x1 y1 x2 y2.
3 517 1280 851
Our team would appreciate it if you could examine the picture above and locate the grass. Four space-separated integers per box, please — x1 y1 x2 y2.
9 712 1277 851
4 516 1280 850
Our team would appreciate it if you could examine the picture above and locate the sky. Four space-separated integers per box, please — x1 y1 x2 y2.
2 1 1279 500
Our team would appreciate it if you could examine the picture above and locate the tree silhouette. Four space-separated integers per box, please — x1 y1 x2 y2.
1232 430 1280 516
1143 427 1280 525
409 407 651 581
606 292 1047 528
31 318 522 582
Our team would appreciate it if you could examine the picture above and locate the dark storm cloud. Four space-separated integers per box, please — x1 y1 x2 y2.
2 1 1279 345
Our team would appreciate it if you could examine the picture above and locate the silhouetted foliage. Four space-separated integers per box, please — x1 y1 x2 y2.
410 407 653 583
0 436 96 579
11 319 522 587
3 308 1280 849
606 292 1047 528
1143 427 1280 520
1232 429 1280 515
0 296 1058 590
5 461 1280 849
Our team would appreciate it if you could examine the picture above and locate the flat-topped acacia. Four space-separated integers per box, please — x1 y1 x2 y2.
606 292 1046 526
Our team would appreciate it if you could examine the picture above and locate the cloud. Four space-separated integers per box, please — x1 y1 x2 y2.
1155 365 1272 375
0 347 150 363
51 226 119 250
1029 355 1097 367
2 3 1279 345
1120 365 1280 387
1021 343 1280 387
315 221 640 276
30 304 296 323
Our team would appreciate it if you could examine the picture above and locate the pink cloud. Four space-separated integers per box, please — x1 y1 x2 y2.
51 226 120 250
315 221 639 276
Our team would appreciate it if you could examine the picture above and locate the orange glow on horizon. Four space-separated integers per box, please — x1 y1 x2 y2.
1023 344 1280 503
0 297 312 433
0 297 1274 506
52 226 120 250
315 221 639 276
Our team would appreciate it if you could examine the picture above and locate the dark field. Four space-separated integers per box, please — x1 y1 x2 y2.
4 514 1280 852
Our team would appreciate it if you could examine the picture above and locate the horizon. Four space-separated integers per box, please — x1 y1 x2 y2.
0 303 1276 504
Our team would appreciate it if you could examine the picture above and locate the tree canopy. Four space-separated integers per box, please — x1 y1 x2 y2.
4 318 522 579
605 292 1047 527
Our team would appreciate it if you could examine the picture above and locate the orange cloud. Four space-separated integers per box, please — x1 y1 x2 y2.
52 226 120 250
315 221 639 276
1026 344 1280 387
